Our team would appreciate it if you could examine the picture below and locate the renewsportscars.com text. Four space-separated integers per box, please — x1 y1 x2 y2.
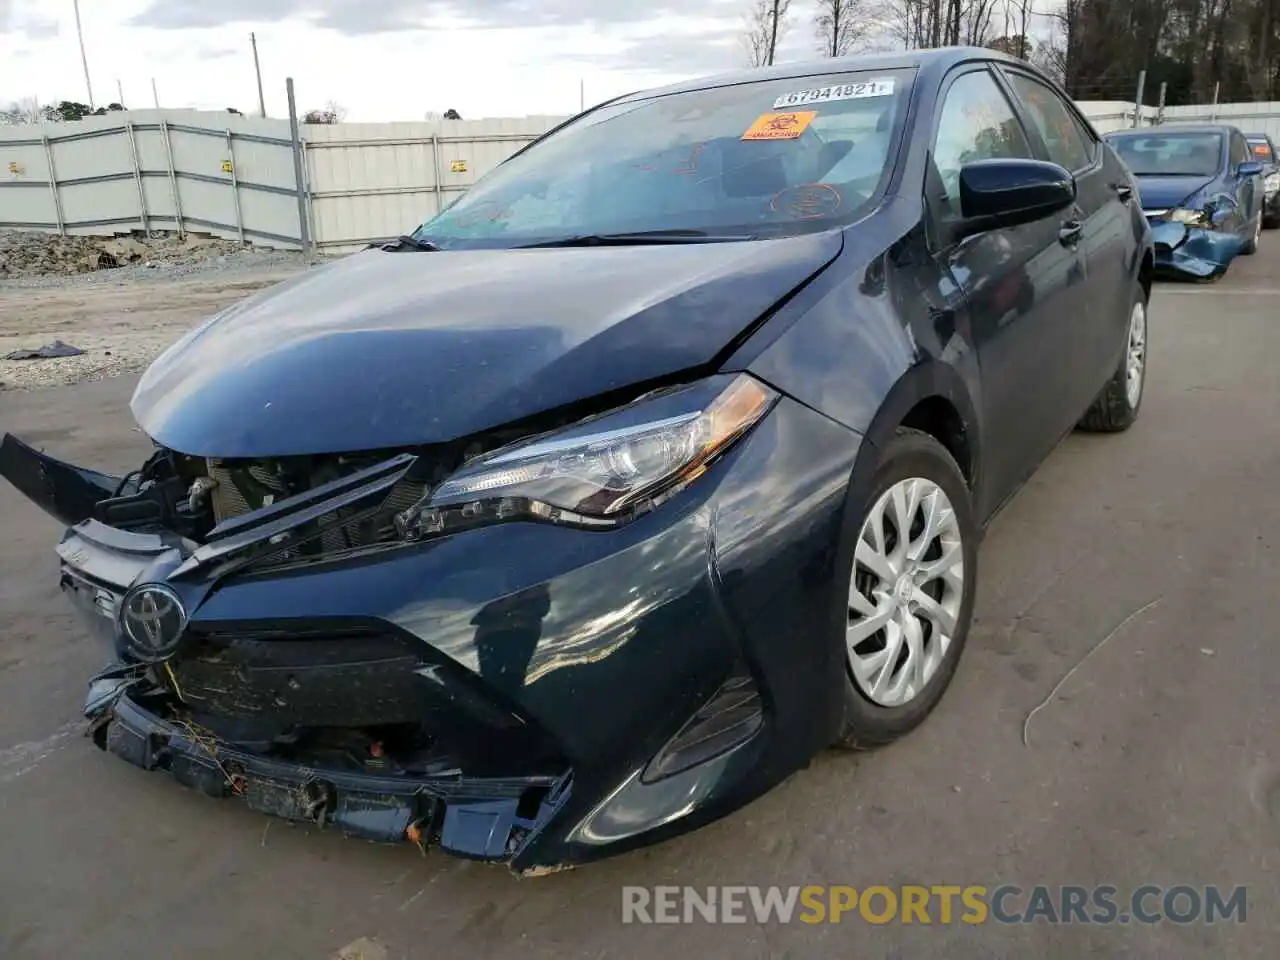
621 884 1247 925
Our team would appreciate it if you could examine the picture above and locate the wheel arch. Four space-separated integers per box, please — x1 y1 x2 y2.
1138 247 1154 301
855 361 980 494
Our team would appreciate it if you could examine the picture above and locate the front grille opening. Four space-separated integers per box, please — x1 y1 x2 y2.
146 628 568 781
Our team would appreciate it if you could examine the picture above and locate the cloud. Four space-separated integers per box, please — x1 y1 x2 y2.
192 44 242 60
129 0 432 34
2 7 59 39
129 0 747 34
569 27 749 76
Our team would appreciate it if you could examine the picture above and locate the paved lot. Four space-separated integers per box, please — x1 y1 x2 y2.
2 246 1278 959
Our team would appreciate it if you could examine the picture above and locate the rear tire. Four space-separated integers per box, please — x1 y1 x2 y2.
834 429 978 749
1079 285 1147 433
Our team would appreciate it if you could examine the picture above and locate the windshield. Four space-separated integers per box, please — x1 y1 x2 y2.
1106 132 1224 176
412 69 914 248
1248 138 1275 163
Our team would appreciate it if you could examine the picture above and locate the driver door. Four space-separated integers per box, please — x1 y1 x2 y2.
928 66 1090 520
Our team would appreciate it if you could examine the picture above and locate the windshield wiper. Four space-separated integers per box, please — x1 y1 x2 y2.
380 234 441 252
518 229 755 249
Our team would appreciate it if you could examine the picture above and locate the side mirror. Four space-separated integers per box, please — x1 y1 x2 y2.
1238 160 1264 177
954 158 1075 239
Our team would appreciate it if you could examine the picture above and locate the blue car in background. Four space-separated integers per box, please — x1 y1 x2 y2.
1244 132 1280 228
1104 124 1264 280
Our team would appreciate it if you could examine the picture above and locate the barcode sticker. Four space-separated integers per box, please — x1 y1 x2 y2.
772 79 895 110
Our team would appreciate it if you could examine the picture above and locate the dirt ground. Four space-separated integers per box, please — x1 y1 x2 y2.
2 245 1279 959
0 268 309 389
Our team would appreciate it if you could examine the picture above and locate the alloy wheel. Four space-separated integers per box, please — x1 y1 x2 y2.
1125 300 1147 409
847 477 965 708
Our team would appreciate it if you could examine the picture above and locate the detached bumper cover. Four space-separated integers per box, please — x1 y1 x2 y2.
85 667 570 861
1148 220 1246 280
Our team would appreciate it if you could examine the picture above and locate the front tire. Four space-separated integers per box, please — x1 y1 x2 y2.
1079 286 1147 433
1242 212 1262 254
834 429 978 749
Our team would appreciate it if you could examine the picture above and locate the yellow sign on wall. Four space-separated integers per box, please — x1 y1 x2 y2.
450 159 468 173
7 161 22 175
221 160 234 174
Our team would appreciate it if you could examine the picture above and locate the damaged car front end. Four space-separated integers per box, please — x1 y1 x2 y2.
1146 205 1247 281
2 432 578 860
2 328 842 872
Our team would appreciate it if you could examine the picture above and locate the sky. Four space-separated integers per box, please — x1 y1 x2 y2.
0 0 858 121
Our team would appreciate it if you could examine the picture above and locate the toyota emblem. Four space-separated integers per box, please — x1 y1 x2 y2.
119 583 188 662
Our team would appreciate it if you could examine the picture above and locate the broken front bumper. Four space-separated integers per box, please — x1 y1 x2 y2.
86 667 569 860
1148 220 1246 281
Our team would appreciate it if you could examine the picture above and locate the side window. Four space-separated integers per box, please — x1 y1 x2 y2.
1230 134 1248 166
1004 72 1092 172
932 70 1034 216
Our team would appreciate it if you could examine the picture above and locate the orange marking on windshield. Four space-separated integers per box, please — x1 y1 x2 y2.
743 111 817 141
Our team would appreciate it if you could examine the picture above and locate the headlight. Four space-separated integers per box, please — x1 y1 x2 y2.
1265 172 1280 194
396 374 778 539
1167 208 1209 225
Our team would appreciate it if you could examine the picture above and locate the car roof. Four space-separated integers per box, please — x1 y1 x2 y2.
1105 124 1235 138
1245 132 1275 141
608 46 1032 105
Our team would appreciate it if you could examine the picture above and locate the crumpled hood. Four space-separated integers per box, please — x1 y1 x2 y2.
131 234 842 457
1134 175 1214 211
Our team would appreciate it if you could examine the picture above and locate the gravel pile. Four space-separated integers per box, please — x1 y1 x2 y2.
1 230 328 391
0 229 316 288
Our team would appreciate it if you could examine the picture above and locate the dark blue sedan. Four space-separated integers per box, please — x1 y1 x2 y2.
1105 124 1264 279
0 46 1153 873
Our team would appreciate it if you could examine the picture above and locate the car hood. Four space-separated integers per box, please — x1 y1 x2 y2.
132 234 843 458
1134 174 1215 211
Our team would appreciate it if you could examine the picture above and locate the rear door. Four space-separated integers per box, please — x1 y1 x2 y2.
999 67 1132 408
926 65 1090 519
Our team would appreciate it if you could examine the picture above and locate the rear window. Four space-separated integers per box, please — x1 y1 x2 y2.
1106 132 1224 176
1249 138 1275 162
415 69 915 248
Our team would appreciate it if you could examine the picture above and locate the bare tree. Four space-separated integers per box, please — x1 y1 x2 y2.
816 0 868 56
742 0 793 67
0 97 60 125
871 0 1005 49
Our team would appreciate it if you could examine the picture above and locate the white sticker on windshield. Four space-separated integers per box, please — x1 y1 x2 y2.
773 79 895 110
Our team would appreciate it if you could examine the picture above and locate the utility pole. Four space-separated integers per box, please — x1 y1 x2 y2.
286 78 312 254
73 0 95 109
252 32 267 117
117 78 125 107
579 78 585 113
151 78 160 109
1132 70 1146 128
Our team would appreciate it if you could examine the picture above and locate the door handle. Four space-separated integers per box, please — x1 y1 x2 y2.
1058 220 1083 247
1112 183 1132 203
